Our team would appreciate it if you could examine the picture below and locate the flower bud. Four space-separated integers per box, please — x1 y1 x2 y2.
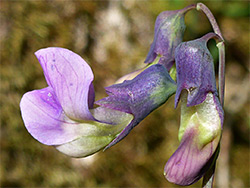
20 47 134 158
164 33 224 185
175 33 221 107
96 64 177 149
145 4 195 70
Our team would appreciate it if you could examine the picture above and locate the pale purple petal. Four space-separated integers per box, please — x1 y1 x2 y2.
56 107 133 157
35 47 94 120
164 92 223 185
164 128 219 186
20 87 133 147
20 87 77 145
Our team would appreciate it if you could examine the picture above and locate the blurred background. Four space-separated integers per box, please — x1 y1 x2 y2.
0 0 249 187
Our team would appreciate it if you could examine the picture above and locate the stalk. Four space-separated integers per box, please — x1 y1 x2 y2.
196 3 225 105
196 3 226 188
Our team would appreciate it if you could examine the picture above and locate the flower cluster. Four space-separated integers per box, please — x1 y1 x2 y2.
20 3 224 186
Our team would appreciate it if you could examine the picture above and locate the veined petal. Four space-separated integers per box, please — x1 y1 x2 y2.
164 91 223 185
20 87 133 148
164 128 220 186
35 47 94 121
20 87 75 145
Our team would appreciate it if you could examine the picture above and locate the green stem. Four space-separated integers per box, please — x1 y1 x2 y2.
196 3 224 40
196 3 225 106
217 42 225 106
201 145 220 188
202 164 215 188
196 3 226 188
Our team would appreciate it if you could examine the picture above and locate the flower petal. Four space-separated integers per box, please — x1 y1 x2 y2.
164 92 223 185
20 87 133 147
35 47 94 120
20 87 74 145
164 128 219 186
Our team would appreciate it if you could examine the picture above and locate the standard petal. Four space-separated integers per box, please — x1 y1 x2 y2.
20 87 75 145
20 87 133 147
35 47 94 121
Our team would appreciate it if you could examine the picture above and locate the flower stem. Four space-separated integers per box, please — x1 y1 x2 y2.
196 3 223 40
196 3 225 106
202 164 215 188
196 3 225 188
181 4 197 14
201 145 220 188
217 42 225 106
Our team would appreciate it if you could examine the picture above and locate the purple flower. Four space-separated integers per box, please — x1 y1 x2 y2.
174 33 219 108
96 64 176 149
164 33 224 185
20 47 176 157
20 47 133 157
164 92 223 185
144 4 195 70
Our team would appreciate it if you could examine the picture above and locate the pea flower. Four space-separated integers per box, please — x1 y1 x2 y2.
20 3 225 186
164 33 224 185
20 47 176 157
20 47 133 157
144 4 195 70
